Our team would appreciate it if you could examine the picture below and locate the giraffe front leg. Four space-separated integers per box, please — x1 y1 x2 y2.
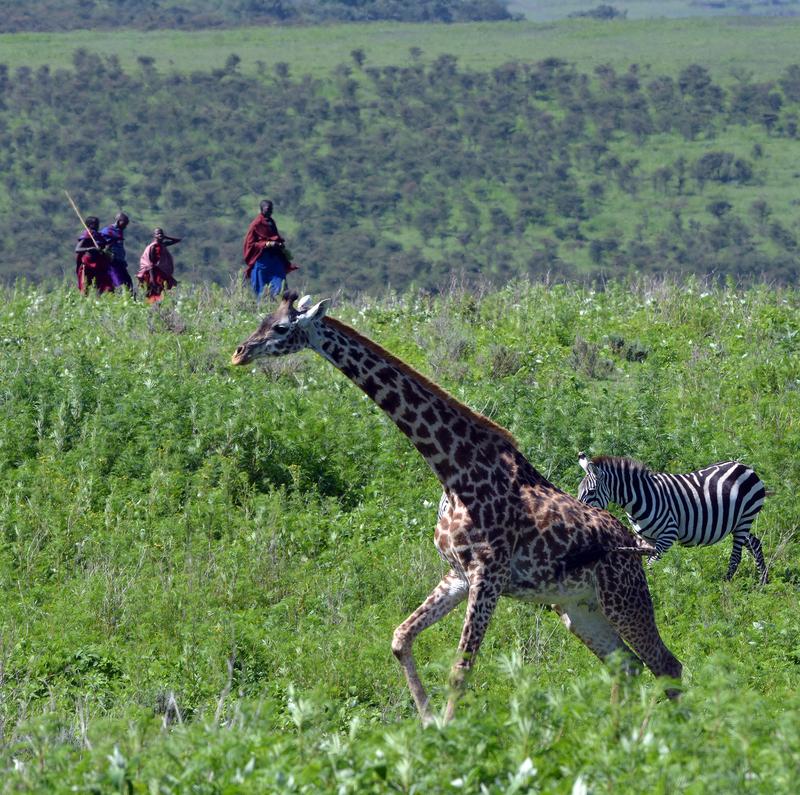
391 571 468 725
444 571 502 724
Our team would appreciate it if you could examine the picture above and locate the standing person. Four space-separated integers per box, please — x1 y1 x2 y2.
242 199 297 300
100 212 133 291
74 216 113 294
137 227 180 303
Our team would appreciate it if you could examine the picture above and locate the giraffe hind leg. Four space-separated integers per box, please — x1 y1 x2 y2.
595 557 682 696
553 601 642 675
746 533 769 585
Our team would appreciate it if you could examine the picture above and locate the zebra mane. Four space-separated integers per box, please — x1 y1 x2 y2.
592 455 652 475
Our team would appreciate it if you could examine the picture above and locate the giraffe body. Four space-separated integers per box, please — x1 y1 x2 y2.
233 293 681 723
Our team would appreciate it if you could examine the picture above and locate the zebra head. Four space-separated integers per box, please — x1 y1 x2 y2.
577 452 609 509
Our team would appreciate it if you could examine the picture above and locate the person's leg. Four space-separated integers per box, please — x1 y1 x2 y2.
109 260 133 291
250 263 266 297
268 273 285 298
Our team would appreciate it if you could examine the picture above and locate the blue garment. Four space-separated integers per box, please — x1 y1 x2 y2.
100 224 132 289
100 224 126 263
250 250 287 299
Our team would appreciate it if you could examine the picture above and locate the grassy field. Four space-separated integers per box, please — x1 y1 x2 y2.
1 17 800 80
0 279 798 791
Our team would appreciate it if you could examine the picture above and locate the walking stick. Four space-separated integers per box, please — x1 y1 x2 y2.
64 190 101 249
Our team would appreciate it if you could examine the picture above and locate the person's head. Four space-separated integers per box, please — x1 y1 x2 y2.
259 200 273 218
85 216 99 231
153 227 164 241
115 212 129 229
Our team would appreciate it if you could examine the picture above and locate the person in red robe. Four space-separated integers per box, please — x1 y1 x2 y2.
74 216 113 294
242 199 297 299
137 228 180 303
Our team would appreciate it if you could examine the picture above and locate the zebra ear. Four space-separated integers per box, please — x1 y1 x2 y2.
578 451 592 473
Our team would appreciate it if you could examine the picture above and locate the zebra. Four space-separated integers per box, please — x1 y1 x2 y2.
577 453 769 584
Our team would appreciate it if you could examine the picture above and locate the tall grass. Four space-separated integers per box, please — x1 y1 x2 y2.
0 279 798 792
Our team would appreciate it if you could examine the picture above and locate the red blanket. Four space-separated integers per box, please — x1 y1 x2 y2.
243 214 285 277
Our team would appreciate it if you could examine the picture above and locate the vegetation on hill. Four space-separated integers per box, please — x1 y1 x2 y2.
510 0 800 20
0 0 513 33
0 279 798 791
1 47 800 294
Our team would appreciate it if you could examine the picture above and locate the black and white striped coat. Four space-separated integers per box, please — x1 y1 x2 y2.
577 454 768 583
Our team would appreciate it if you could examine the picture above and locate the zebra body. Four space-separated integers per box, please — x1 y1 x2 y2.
577 454 768 583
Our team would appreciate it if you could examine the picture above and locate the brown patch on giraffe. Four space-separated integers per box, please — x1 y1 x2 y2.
402 379 426 408
380 390 401 414
435 426 453 451
455 442 472 468
377 366 398 384
397 420 413 437
422 407 438 426
361 376 380 399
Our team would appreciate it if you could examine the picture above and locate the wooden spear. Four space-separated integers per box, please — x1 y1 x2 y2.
64 190 101 249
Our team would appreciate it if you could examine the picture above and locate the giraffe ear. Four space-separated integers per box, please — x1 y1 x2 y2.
296 294 313 313
297 298 330 326
578 452 592 473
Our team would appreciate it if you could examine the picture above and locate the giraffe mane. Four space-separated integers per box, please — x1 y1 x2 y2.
592 455 651 474
325 317 519 449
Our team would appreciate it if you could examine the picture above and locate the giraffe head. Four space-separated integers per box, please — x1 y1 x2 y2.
231 290 329 365
577 451 608 508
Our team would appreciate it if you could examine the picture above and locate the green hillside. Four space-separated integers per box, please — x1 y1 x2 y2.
0 280 798 791
2 24 800 294
510 0 800 21
0 0 513 33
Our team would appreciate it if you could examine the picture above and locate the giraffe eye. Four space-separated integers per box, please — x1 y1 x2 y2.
273 323 290 335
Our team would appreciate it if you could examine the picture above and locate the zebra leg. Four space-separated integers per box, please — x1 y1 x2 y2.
746 533 769 585
725 531 748 580
648 529 678 567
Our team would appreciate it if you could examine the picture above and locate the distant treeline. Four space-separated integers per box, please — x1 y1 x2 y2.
1 51 800 294
0 0 513 33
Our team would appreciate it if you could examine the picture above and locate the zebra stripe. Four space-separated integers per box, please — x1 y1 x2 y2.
577 454 768 584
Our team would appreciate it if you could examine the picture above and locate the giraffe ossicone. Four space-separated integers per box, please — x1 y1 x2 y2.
233 291 682 724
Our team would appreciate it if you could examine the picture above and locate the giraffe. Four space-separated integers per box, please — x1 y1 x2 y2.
232 292 682 724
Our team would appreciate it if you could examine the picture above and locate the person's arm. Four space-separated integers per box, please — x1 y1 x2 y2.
162 236 181 246
75 237 103 254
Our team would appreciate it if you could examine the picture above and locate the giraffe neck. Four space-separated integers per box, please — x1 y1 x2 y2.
310 317 519 489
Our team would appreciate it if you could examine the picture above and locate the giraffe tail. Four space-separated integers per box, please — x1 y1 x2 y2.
618 533 658 556
560 538 657 575
616 544 658 556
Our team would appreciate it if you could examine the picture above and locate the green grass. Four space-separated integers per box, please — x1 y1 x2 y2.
0 279 798 791
2 17 800 80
